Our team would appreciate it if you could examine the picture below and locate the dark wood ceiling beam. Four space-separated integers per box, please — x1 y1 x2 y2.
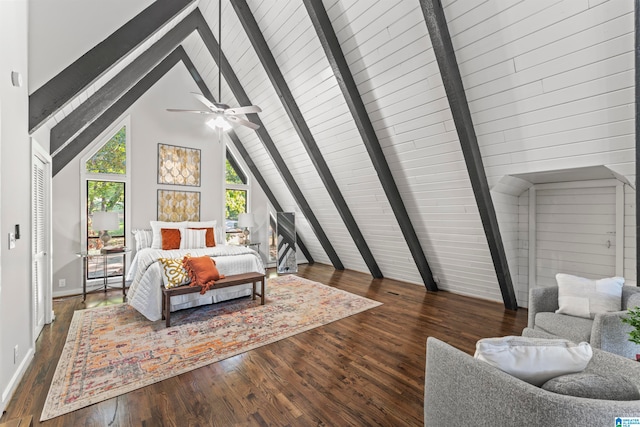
194 9 344 270
230 0 381 278
420 0 517 309
225 134 315 264
50 10 202 155
52 48 185 176
30 0 194 133
52 44 315 263
303 0 437 290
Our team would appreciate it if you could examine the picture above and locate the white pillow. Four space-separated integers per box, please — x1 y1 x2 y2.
132 229 153 251
555 273 624 319
180 228 207 249
150 221 188 249
474 336 592 386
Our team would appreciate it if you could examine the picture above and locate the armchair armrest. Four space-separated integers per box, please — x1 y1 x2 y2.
528 286 559 329
592 311 640 359
623 286 640 309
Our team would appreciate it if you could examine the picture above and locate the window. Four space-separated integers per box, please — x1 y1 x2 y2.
225 149 248 244
82 123 129 280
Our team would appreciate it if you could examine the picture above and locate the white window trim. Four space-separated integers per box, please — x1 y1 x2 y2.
79 117 131 283
224 144 251 234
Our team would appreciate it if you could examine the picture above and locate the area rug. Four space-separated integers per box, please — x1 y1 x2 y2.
41 275 381 420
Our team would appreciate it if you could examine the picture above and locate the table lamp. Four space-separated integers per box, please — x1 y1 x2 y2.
238 213 256 244
92 211 119 247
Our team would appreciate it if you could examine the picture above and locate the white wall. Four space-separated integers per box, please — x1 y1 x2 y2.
446 0 636 298
28 0 154 92
51 62 270 296
0 0 37 412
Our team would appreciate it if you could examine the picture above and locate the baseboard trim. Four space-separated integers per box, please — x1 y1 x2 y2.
1 346 35 412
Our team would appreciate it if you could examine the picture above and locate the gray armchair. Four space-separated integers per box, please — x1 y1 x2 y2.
528 285 640 359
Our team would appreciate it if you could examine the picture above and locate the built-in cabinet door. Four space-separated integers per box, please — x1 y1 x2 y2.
535 186 616 287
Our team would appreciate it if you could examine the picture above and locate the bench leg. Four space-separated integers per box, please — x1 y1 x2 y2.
252 280 256 301
260 277 265 305
165 293 171 327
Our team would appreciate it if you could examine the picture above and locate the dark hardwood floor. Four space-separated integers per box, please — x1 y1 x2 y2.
2 263 528 426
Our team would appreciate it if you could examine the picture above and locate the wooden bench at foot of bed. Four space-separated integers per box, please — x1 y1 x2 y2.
162 272 266 327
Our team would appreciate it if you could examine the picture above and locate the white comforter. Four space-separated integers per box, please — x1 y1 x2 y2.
126 245 265 321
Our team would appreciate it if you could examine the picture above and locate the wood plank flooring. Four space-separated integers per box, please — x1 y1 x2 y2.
1 264 528 426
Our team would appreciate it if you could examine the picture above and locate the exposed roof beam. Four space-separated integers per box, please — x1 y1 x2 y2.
194 9 344 270
231 0 381 278
225 132 315 264
51 44 315 263
53 47 186 176
303 0 437 290
50 9 202 155
420 0 517 309
30 0 194 133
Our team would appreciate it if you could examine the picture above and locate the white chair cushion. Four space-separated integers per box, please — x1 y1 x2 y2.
556 273 624 319
474 336 592 386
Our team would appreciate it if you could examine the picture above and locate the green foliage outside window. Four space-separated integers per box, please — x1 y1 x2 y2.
86 126 126 174
225 189 246 223
225 159 243 184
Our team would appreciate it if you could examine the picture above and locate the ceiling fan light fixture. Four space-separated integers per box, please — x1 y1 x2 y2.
207 116 232 132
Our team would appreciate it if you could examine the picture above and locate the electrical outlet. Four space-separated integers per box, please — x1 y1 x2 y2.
8 232 16 249
13 345 18 364
59 278 66 288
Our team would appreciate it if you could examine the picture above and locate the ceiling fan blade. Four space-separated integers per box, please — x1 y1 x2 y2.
225 105 262 115
166 109 214 114
226 115 260 130
190 92 222 112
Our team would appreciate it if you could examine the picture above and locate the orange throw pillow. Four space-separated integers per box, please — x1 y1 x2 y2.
161 228 181 250
182 255 225 294
189 227 215 247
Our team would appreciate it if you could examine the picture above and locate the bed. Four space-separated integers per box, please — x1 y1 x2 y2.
125 222 265 321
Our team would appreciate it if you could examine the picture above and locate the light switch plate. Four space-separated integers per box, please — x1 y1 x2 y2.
8 232 16 249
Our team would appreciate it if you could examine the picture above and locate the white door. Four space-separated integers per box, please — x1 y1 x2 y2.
535 186 617 287
32 151 49 339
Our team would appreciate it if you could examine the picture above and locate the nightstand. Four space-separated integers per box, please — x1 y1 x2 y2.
76 248 130 301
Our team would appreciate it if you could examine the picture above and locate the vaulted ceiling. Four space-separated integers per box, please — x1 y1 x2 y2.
30 0 636 309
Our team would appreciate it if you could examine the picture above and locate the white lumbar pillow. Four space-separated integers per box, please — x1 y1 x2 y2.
474 336 592 386
555 273 624 319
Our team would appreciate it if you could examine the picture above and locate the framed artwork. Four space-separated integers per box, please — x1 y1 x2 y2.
157 190 200 221
157 143 201 186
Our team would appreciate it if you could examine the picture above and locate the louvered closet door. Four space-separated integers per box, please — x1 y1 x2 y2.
32 155 46 338
535 186 616 287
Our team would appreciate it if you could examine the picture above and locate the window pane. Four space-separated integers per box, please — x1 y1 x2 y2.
225 151 246 184
86 126 126 174
87 181 125 252
225 189 246 229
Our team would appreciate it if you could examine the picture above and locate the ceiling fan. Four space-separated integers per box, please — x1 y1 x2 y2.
166 0 261 132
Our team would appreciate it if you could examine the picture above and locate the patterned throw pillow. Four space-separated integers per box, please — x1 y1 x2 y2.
158 256 191 288
180 228 207 249
132 229 153 251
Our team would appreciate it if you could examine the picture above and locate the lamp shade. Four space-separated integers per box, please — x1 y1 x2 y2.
92 211 119 231
237 213 255 228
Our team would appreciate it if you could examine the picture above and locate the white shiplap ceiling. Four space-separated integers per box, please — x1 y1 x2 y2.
39 0 636 304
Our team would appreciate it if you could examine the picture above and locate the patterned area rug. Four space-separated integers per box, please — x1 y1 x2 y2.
41 275 381 421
